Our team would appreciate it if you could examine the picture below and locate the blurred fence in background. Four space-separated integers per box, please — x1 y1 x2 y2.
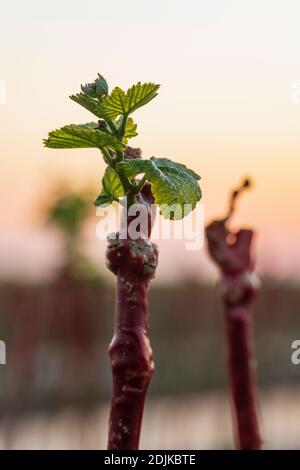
0 280 300 449
0 278 299 418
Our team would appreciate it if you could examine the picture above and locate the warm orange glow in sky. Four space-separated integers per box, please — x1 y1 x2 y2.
1 0 300 281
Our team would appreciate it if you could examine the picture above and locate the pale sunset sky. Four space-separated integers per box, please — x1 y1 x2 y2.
0 0 300 282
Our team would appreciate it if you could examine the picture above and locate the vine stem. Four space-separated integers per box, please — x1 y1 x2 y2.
205 177 261 450
101 147 136 197
223 297 261 449
106 184 157 450
134 175 147 194
118 113 128 143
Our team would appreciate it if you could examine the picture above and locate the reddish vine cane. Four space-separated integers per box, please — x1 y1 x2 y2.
106 184 158 450
206 179 261 450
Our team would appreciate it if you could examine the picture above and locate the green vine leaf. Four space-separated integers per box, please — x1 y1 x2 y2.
126 82 160 114
94 167 125 207
77 122 98 129
117 157 201 219
115 116 138 144
98 82 160 120
43 124 124 151
93 193 113 208
69 93 106 119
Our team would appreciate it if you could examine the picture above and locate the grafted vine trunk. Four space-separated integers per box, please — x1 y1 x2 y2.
206 219 261 450
106 184 158 450
106 237 158 450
